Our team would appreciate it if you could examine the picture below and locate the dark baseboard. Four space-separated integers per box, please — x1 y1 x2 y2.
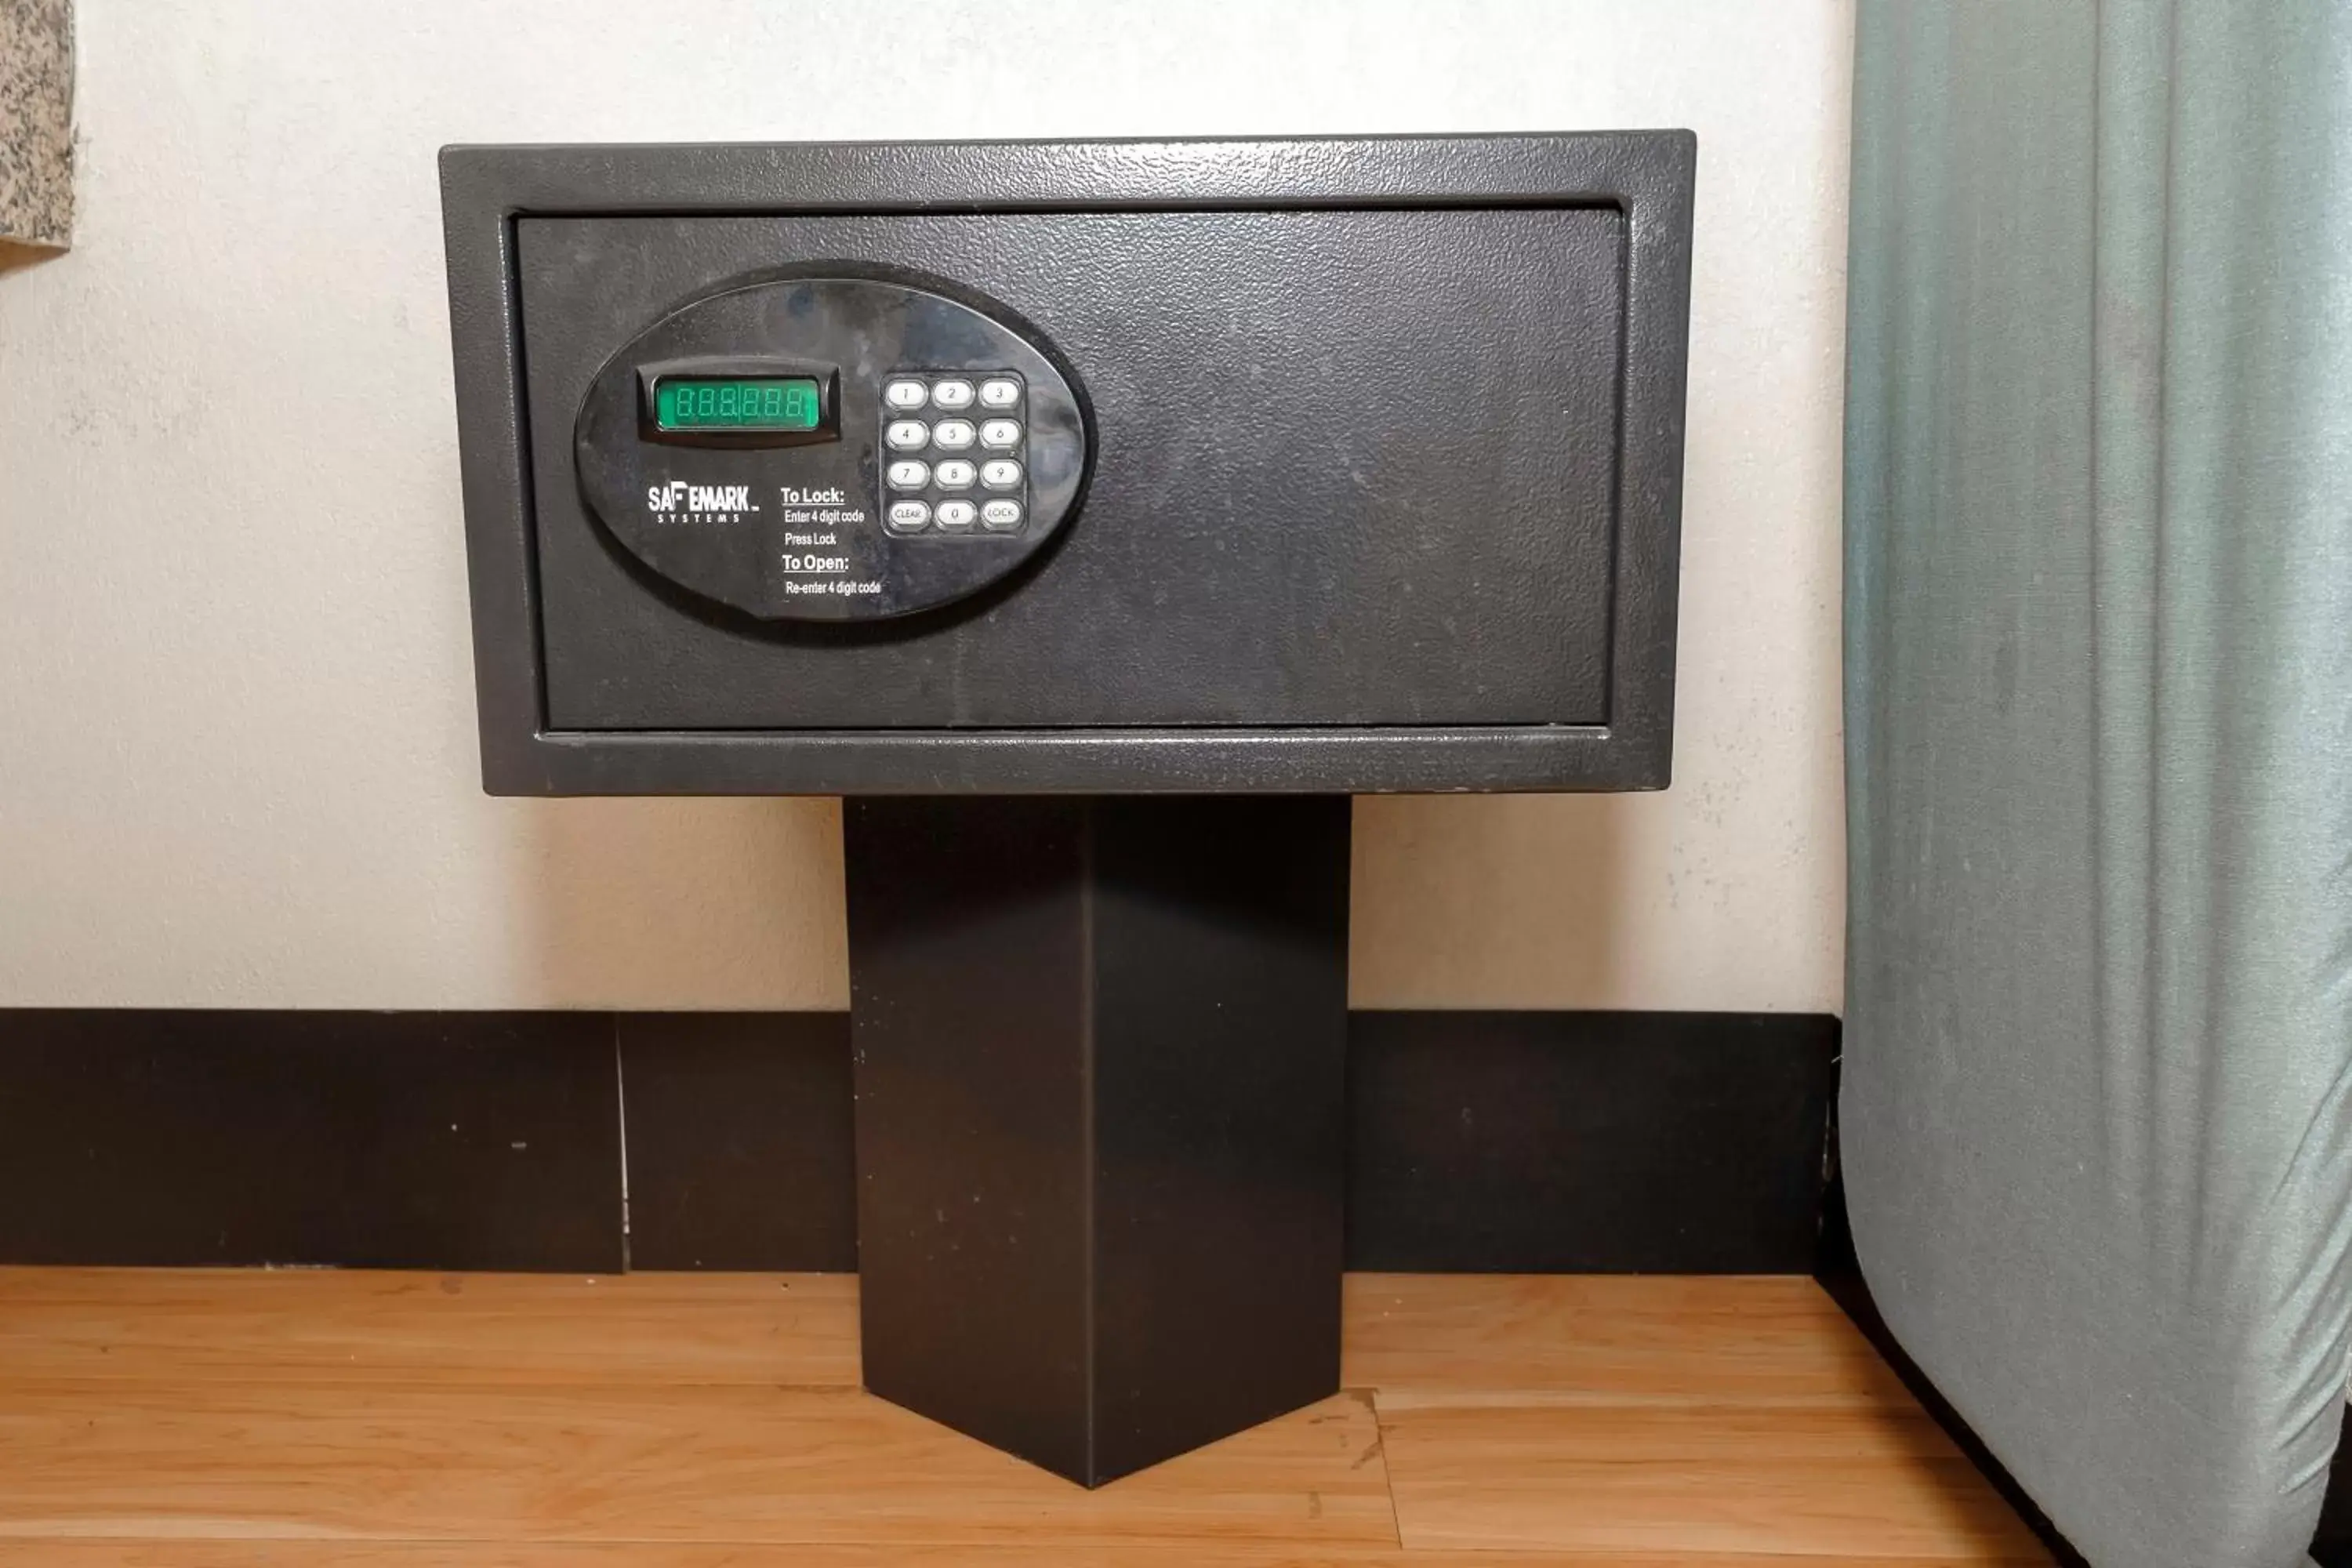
0 1011 624 1272
615 1011 858 1272
1348 1009 1837 1272
0 1007 1838 1275
2320 1463 2352 1568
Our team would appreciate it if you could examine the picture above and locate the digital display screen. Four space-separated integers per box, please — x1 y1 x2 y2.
655 377 822 432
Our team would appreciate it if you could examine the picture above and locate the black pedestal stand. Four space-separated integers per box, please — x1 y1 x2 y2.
844 796 1351 1486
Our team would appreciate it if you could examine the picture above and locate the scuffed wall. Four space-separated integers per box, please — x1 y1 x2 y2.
0 1 1851 1012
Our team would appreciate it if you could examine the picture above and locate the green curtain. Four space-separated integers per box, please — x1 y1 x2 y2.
1842 4 2352 1564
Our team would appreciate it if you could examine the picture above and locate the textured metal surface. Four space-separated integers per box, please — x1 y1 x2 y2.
526 208 1617 729
846 796 1349 1486
441 135 1693 793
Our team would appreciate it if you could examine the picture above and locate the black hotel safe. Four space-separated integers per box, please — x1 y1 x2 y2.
443 134 1693 1487
443 134 1691 795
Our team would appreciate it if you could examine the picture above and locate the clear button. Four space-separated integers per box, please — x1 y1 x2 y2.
929 379 975 410
935 499 978 530
978 378 1022 408
884 419 929 451
980 459 1023 490
979 419 1022 449
884 379 928 410
981 498 1024 531
931 419 975 450
886 459 930 490
887 499 931 531
932 459 977 489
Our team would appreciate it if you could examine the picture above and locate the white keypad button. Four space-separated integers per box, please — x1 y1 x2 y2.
978 378 1022 408
980 459 1023 490
935 499 978 530
929 379 975 410
884 379 929 410
932 459 978 489
887 499 931 530
931 419 976 450
884 419 929 451
978 419 1022 450
982 498 1024 531
886 459 930 490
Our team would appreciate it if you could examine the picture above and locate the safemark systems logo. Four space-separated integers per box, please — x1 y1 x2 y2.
645 481 758 514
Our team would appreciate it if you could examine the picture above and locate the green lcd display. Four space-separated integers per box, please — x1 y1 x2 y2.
654 376 822 432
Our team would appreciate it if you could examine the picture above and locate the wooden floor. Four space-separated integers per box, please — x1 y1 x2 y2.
0 1269 2048 1566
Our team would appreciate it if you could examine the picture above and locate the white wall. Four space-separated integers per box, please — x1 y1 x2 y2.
0 0 1852 1012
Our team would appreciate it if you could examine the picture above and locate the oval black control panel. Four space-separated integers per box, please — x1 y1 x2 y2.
574 270 1090 622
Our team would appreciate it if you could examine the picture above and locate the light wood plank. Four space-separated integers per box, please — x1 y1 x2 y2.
0 1269 859 1388
0 1548 2050 1567
0 1269 2047 1564
0 1380 1390 1548
1377 1400 2048 1562
1344 1275 1909 1406
0 1270 1901 1405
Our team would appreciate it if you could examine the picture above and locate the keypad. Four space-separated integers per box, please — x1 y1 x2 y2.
876 372 1027 535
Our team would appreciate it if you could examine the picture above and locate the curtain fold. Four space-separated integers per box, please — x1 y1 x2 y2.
1842 4 2352 1564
